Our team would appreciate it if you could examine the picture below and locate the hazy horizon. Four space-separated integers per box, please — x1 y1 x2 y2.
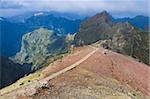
0 0 149 18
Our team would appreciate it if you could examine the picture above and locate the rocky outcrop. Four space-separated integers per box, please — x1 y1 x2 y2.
13 28 68 70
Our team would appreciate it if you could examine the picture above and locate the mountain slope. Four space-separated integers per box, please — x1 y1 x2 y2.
74 11 149 65
0 56 26 89
0 18 27 56
0 46 149 98
13 28 68 71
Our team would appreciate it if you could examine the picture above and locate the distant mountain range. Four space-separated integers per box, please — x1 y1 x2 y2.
25 14 81 35
0 13 81 57
0 11 149 58
8 11 85 23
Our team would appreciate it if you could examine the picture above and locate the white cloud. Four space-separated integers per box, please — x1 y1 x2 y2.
0 0 149 17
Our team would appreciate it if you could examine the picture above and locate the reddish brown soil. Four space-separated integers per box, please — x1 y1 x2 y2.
1 46 149 99
78 47 150 95
43 46 150 95
42 46 94 77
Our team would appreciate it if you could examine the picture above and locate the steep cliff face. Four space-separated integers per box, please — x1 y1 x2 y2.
13 28 68 70
75 11 149 65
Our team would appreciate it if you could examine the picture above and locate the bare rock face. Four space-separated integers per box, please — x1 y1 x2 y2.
13 28 68 70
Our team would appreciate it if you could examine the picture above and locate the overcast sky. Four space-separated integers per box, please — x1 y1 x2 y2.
0 0 149 18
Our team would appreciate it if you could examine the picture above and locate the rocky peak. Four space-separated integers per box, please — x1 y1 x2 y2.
92 11 113 23
96 11 110 16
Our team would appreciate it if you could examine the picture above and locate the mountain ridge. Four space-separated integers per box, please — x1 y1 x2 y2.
75 11 149 65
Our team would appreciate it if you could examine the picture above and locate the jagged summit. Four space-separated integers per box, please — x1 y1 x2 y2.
92 11 113 23
95 11 111 17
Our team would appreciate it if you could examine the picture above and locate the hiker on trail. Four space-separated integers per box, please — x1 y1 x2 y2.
103 51 107 55
103 50 109 55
